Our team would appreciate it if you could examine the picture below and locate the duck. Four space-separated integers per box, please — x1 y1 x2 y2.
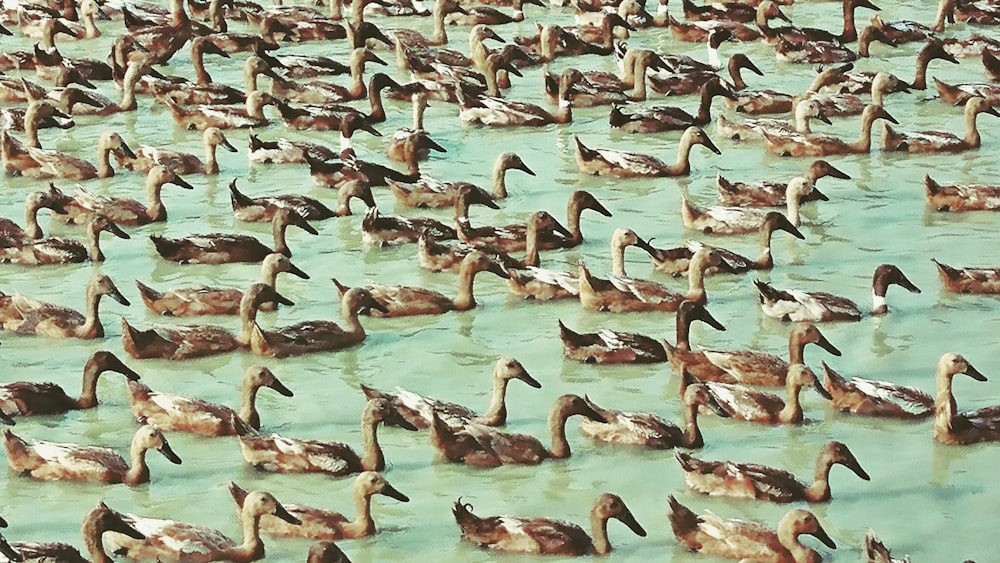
953 0 1000 26
0 273 128 339
335 251 507 317
726 62 849 115
0 184 70 246
3 130 134 180
681 0 776 23
230 178 374 223
0 350 139 417
1 99 71 149
127 366 292 437
458 62 576 127
58 60 147 117
548 50 665 107
667 496 837 561
2 423 181 485
773 26 894 65
446 0 544 25
456 204 572 254
754 263 921 322
574 127 721 177
931 257 1000 292
716 99 832 142
502 218 605 300
120 127 238 175
716 160 851 207
834 38 958 93
580 383 729 449
361 357 541 429
681 177 817 235
610 77 736 133
165 90 278 131
924 174 1000 212
0 213 130 266
682 364 832 424
361 183 497 246
767 0 881 44
870 0 950 44
151 207 318 264
452 493 645 555
270 48 386 104
676 440 870 502
390 0 464 48
558 300 726 365
62 166 194 227
120 283 292 360
248 134 339 165
3 501 147 563
105 490 300 562
547 190 613 249
146 51 278 106
387 152 533 209
248 287 388 358
863 529 910 563
649 213 804 277
932 352 1000 445
429 394 607 467
386 90 443 163
649 53 763 98
763 103 898 157
137 253 308 317
696 322 842 387
228 472 407 540
308 541 352 563
580 243 733 313
234 397 417 475
801 70 904 118
883 96 999 152
821 361 934 418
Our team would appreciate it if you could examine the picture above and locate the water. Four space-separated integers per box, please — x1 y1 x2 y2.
0 1 999 561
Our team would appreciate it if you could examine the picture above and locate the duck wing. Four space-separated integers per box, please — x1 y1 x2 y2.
848 377 934 417
521 267 580 295
463 423 548 465
700 348 788 386
30 440 127 479
597 329 667 362
394 387 476 428
592 149 667 176
705 382 784 421
609 275 682 306
244 433 359 475
580 407 681 448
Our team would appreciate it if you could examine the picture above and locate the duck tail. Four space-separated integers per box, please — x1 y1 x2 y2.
819 361 845 395
753 278 781 304
149 235 179 259
573 135 598 161
543 67 558 96
924 175 942 197
134 279 163 305
228 178 255 210
230 411 257 438
931 258 961 281
360 383 387 402
674 450 698 471
557 319 579 341
679 366 701 395
452 498 485 535
667 495 702 538
608 105 629 128
863 529 895 562
227 480 249 509
331 278 351 299
715 173 736 194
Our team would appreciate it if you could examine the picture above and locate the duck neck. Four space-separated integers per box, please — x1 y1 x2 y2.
553 93 573 124
934 371 957 439
522 221 541 268
119 72 139 111
145 176 166 222
803 452 834 502
24 108 42 149
431 1 449 44
452 261 481 311
367 80 387 122
754 223 776 269
779 381 805 423
857 29 874 57
962 104 983 148
205 139 220 175
76 356 103 409
795 109 813 134
340 297 366 339
469 35 490 68
911 53 932 90
686 254 709 304
839 0 860 43
337 185 357 216
360 415 385 470
238 292 263 345
590 510 611 555
81 286 105 339
565 200 583 246
86 222 105 262
477 376 511 426
42 22 59 49
731 62 748 90
328 0 342 20
788 335 806 365
349 56 368 99
124 436 151 485
193 43 212 86
272 216 291 256
245 65 261 96
239 379 262 429
681 400 704 448
611 240 628 277
872 82 885 106
930 0 950 32
779 525 819 563
785 193 801 227
539 25 559 62
412 97 425 130
629 57 648 101
82 512 115 563
484 61 502 97
669 134 696 176
849 109 878 153
209 0 227 30
674 309 692 352
97 145 115 179
492 161 509 199
23 196 43 239
351 0 365 24
226 512 266 562
83 10 99 38
547 402 572 459
342 489 376 537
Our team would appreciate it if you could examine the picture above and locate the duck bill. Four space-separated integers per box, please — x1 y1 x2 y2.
0 410 14 426
117 140 137 160
714 257 739 275
550 217 571 238
964 362 987 382
517 370 542 389
381 482 410 503
107 510 146 540
219 136 238 153
704 390 730 417
0 534 21 562
109 353 142 381
273 502 302 526
894 273 921 294
485 28 505 43
877 106 899 125
54 19 79 38
700 134 722 155
268 376 294 397
844 456 870 481
365 50 388 67
389 409 419 431
632 235 659 258
203 39 231 59
697 305 726 332
158 440 183 465
514 160 535 176
360 119 382 137
581 400 609 424
815 112 832 125
813 377 834 400
810 522 837 550
286 260 310 280
169 174 195 190
810 187 829 201
814 331 841 357
984 104 1000 118
296 218 319 236
262 285 295 307
589 198 613 217
774 6 793 22
108 283 131 306
487 259 510 279
856 0 880 11
824 162 851 180
743 57 764 77
103 220 131 240
616 506 647 538
367 295 391 315
419 134 447 154
72 89 106 109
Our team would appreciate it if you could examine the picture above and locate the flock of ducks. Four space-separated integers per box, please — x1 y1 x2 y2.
0 0 999 559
